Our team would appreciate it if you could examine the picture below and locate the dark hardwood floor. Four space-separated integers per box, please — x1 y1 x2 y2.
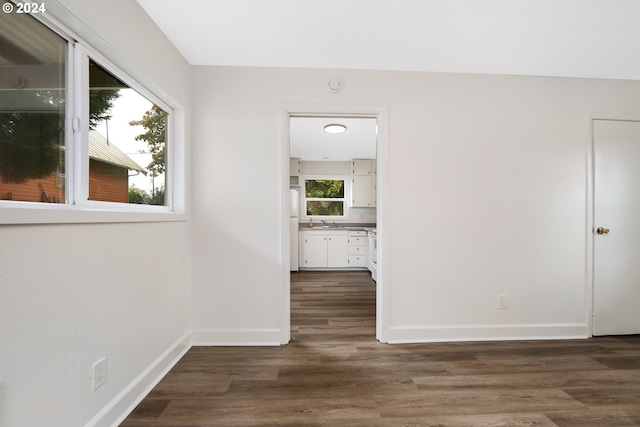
121 270 640 426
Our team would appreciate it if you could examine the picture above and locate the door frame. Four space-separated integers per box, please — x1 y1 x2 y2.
587 113 640 337
279 104 389 344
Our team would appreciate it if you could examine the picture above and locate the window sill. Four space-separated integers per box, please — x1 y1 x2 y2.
0 203 188 225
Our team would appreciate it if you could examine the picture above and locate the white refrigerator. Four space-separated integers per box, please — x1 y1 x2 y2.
290 187 300 271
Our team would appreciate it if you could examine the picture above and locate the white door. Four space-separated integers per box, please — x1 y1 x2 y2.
593 119 640 335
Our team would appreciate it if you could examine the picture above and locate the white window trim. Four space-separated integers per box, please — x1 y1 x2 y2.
74 44 174 213
300 175 351 221
0 6 186 224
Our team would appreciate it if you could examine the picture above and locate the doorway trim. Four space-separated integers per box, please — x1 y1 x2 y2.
587 113 640 338
280 104 389 344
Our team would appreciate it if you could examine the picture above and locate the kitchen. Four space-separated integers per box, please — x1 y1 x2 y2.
289 116 378 281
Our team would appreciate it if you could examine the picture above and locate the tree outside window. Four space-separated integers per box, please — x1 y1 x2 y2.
305 179 345 217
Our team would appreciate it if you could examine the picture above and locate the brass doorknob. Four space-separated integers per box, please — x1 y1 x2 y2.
596 227 610 235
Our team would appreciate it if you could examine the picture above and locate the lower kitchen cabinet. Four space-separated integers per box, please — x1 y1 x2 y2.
300 229 368 270
327 235 349 267
303 234 329 268
302 230 349 268
348 230 367 267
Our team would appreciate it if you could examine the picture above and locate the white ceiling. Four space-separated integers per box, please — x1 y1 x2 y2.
135 0 640 160
289 117 377 161
137 0 640 80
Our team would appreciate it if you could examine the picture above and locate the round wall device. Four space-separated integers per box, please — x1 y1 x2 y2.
327 79 341 93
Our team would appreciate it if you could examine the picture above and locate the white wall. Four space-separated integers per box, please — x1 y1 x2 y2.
0 1 191 426
190 65 640 345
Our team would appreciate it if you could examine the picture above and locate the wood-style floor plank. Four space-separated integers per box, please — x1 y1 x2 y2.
120 270 640 427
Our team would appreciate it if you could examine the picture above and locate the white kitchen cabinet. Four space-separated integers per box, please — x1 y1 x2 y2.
352 159 372 176
327 235 349 268
351 159 376 208
290 158 301 185
302 230 349 268
352 175 374 207
289 157 301 177
348 230 367 267
303 234 328 268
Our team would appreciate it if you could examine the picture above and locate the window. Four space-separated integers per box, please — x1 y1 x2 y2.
0 11 67 203
88 60 168 205
0 10 174 213
303 178 348 219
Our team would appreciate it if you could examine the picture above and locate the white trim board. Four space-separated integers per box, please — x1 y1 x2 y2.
280 103 390 343
191 328 284 346
87 332 191 427
386 323 588 344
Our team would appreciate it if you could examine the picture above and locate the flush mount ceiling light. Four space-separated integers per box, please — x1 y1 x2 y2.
324 123 347 134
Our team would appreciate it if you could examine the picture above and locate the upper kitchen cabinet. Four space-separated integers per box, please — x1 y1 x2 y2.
351 159 376 208
352 159 372 176
290 158 301 177
290 157 301 185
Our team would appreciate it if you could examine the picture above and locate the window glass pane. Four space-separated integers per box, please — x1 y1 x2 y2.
307 201 344 216
0 12 66 203
305 179 344 198
89 60 167 205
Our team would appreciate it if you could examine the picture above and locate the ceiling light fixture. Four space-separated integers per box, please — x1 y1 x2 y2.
324 123 347 134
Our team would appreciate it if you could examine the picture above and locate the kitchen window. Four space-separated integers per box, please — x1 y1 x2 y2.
0 10 175 215
302 177 349 219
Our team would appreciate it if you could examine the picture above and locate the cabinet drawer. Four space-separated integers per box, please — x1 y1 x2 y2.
350 236 366 245
349 255 367 267
349 245 365 255
349 230 367 237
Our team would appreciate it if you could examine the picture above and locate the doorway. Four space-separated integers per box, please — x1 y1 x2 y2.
592 118 640 336
281 106 387 344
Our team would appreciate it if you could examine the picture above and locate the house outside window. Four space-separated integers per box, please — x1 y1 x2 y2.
0 10 66 203
0 10 173 210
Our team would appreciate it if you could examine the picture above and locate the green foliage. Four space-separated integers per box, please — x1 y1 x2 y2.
305 179 345 216
128 185 147 204
129 105 166 177
305 179 344 198
89 90 121 129
307 201 344 216
149 186 165 206
0 91 64 183
127 184 165 205
0 88 119 184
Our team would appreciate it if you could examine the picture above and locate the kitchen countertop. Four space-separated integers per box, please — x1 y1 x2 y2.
299 223 376 231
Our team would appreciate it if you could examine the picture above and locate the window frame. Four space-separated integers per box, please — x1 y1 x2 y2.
0 8 184 224
301 175 350 221
74 45 173 212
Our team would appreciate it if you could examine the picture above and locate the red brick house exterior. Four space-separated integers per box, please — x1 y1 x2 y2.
0 131 145 203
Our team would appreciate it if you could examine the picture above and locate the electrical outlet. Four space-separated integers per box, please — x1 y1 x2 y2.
92 357 107 391
498 294 507 310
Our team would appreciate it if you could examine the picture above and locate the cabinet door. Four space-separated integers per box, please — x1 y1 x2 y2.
289 157 301 177
327 235 349 268
352 175 373 207
352 159 372 175
304 235 327 268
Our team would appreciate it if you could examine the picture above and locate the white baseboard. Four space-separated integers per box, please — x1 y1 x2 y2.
85 331 192 427
385 323 588 344
191 328 283 346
